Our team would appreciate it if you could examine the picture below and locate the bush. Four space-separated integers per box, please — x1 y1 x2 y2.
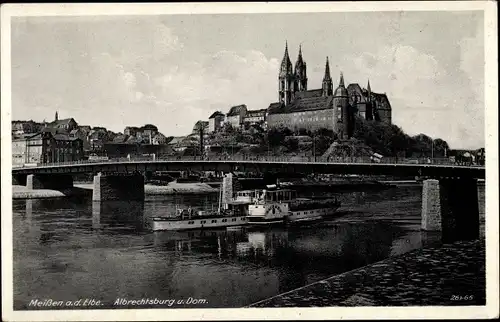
353 117 450 157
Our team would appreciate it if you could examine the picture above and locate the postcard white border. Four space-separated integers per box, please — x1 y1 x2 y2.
1 1 498 321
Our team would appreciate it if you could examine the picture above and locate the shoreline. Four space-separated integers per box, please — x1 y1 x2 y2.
12 182 219 200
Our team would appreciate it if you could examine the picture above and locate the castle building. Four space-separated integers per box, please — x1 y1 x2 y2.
267 43 392 138
208 111 225 132
225 104 248 129
243 109 267 126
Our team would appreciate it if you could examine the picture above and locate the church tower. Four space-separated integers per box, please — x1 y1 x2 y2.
365 79 374 120
333 72 351 139
294 45 307 92
322 57 333 97
278 41 295 105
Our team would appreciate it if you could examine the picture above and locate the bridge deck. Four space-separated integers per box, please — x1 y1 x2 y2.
11 157 485 178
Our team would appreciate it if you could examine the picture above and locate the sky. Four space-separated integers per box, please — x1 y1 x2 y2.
10 11 485 149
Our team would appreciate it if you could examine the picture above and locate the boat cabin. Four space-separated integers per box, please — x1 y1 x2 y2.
255 189 297 204
234 190 260 203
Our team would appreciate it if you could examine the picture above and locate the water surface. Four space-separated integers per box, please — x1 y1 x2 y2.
12 183 485 309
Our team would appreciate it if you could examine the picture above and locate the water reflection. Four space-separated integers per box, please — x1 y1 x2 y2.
11 183 485 309
151 220 419 291
92 202 101 230
91 201 146 232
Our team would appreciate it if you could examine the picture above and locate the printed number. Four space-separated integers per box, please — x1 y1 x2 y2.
451 295 474 301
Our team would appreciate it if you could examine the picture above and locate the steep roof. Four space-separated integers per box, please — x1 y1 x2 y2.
41 127 58 134
53 133 80 141
168 136 185 145
346 83 368 103
15 132 41 140
48 118 76 127
209 111 225 119
294 89 323 99
89 131 104 140
372 93 392 110
268 96 334 115
267 102 284 114
193 120 209 129
125 135 138 144
112 134 128 143
153 132 166 139
334 73 348 97
227 104 247 116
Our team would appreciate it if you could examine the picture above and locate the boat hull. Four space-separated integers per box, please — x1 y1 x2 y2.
247 205 341 227
152 215 248 231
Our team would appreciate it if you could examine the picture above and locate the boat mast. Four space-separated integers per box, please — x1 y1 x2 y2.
218 182 222 212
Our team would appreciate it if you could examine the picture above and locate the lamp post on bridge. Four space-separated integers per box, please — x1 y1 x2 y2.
312 134 316 162
431 139 434 162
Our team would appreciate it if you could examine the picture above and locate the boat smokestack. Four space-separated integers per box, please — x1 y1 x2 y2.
222 173 233 209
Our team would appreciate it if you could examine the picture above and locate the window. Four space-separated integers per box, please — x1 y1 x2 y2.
188 221 194 224
222 219 228 223
211 220 217 223
232 218 236 222
201 220 206 224
241 217 245 220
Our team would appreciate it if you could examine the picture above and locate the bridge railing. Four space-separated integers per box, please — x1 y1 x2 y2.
12 155 484 169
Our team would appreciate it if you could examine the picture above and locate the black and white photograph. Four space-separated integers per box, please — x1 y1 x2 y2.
1 2 498 321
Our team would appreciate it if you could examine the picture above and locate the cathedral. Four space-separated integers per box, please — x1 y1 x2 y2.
266 42 392 139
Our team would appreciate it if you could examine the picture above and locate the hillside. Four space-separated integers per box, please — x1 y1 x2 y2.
203 118 451 159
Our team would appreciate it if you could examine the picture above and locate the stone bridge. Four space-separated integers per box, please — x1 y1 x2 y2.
12 157 485 242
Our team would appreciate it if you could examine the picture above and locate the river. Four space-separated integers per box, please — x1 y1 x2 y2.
12 183 485 309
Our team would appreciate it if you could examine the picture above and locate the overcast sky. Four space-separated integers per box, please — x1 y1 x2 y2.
11 11 484 149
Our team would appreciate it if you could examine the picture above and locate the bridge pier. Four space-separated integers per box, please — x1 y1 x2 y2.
26 174 74 190
92 173 145 202
421 178 479 242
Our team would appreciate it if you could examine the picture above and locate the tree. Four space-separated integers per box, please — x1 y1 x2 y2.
285 137 299 152
221 122 234 133
352 116 449 158
433 138 450 157
267 126 292 147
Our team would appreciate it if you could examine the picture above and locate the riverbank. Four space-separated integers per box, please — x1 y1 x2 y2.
11 185 91 199
249 239 485 307
12 182 218 199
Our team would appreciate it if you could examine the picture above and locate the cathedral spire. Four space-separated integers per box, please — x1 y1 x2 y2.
339 72 345 87
294 44 307 92
280 40 292 74
296 44 305 66
323 56 332 81
322 57 333 96
367 79 371 93
55 111 58 121
279 40 294 105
